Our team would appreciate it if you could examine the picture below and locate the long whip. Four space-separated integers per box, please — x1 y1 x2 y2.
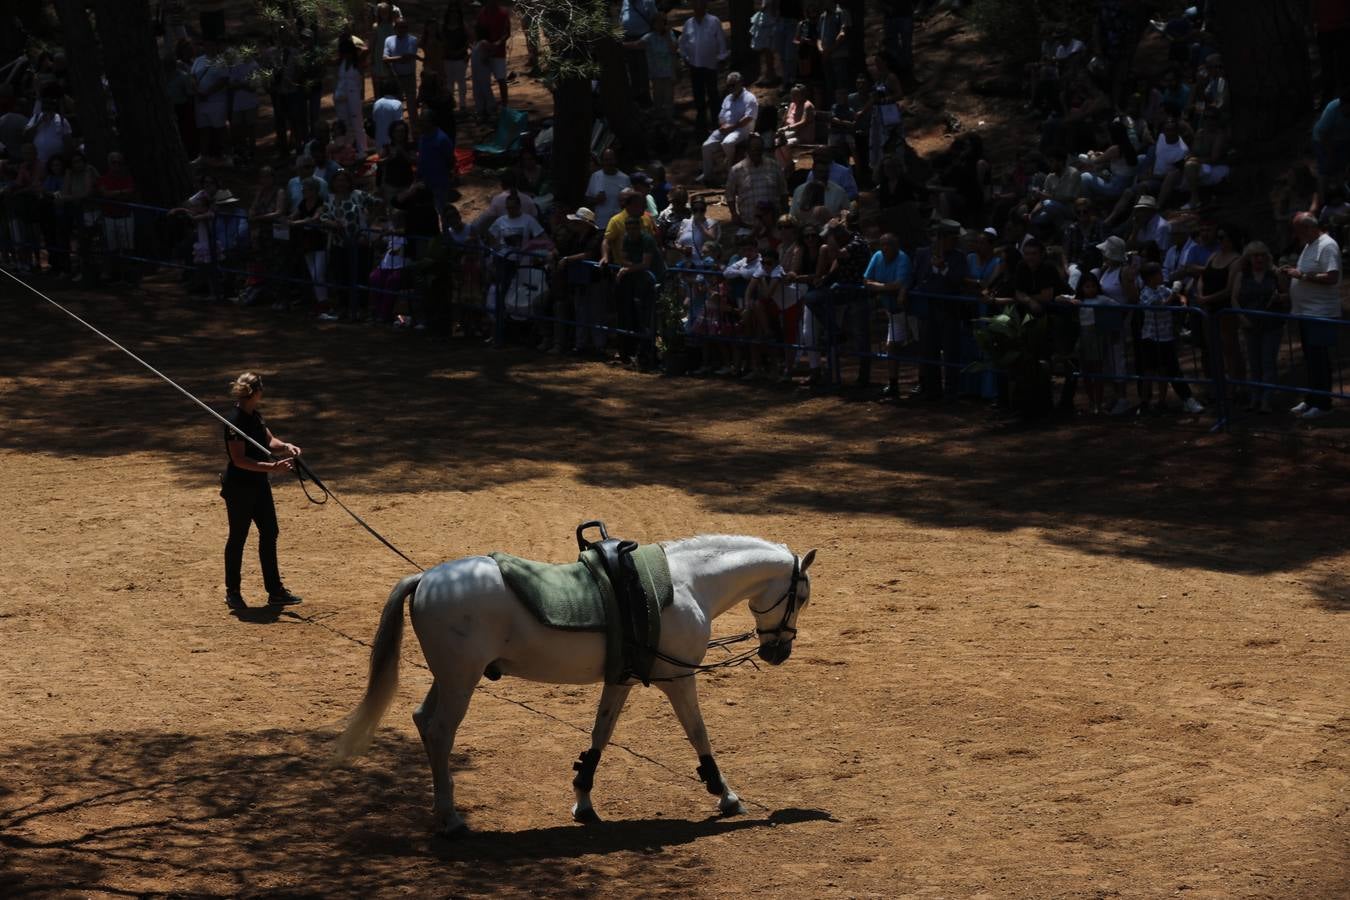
0 265 424 571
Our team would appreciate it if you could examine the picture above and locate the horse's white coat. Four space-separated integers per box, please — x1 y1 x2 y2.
334 534 815 836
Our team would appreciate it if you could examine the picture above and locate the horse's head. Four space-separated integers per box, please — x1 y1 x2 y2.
751 549 816 665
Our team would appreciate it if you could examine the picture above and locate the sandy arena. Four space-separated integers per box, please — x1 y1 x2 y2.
1 285 1347 898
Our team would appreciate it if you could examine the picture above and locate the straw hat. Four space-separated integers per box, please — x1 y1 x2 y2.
567 207 597 227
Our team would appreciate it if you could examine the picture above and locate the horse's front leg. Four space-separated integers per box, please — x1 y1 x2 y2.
571 683 632 824
657 678 746 816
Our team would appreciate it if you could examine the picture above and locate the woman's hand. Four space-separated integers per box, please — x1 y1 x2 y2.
284 443 302 458
272 458 295 473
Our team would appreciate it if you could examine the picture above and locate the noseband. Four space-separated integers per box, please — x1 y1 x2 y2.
749 555 804 643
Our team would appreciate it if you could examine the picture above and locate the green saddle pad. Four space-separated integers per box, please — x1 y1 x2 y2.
490 545 675 684
489 552 607 631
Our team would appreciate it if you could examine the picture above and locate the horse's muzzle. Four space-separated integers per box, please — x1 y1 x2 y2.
758 642 792 665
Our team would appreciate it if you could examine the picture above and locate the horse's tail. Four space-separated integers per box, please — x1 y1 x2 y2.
333 573 423 762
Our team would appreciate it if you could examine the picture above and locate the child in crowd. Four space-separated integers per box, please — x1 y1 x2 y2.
1137 261 1204 413
1058 269 1105 414
742 244 787 378
369 210 408 324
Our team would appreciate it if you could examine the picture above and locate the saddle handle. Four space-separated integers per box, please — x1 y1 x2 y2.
576 520 610 551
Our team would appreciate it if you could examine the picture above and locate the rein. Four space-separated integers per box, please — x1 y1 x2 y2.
642 555 803 682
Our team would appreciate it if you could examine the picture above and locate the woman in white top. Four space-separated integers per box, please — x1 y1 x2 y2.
1093 235 1139 415
334 34 368 159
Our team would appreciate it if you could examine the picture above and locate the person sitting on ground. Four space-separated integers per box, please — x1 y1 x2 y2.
790 154 849 219
1178 108 1230 211
775 83 816 169
675 194 720 257
726 133 788 226
699 72 759 186
1126 194 1170 254
805 147 860 201
656 185 692 249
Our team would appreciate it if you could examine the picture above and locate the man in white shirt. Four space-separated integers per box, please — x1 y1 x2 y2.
488 193 547 247
678 0 728 132
1282 212 1343 417
585 149 631 226
372 81 405 150
383 17 420 120
699 72 758 186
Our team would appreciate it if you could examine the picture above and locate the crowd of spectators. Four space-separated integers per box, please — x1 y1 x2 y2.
0 1 1344 421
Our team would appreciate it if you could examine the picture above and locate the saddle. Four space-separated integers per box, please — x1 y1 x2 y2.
490 521 672 685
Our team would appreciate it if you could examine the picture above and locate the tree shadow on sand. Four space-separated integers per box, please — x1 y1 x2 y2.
0 728 835 897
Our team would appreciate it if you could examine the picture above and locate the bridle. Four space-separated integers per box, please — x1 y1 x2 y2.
748 554 805 645
642 554 807 679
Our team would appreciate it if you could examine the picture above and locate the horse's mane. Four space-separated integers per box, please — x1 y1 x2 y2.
662 534 791 556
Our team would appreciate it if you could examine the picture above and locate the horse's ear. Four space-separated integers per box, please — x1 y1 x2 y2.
800 549 818 573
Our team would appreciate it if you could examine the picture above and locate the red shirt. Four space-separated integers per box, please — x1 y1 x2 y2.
96 173 136 217
477 5 511 58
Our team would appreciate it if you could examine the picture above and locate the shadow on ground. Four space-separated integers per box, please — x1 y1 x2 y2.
3 281 1348 606
0 727 832 897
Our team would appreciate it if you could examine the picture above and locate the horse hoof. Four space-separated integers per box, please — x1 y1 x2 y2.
572 807 602 825
719 800 747 817
437 822 472 839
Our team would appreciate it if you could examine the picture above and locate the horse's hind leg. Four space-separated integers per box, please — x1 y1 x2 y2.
415 669 479 837
571 683 632 824
658 678 746 817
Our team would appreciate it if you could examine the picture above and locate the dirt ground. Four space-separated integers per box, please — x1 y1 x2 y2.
1 271 1348 900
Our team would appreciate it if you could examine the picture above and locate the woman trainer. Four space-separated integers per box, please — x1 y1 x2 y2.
222 372 303 611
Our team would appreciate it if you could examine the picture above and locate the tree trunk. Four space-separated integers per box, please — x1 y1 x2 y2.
1212 0 1312 154
728 0 755 77
594 36 648 163
54 0 115 171
845 0 866 76
550 76 595 208
89 0 192 208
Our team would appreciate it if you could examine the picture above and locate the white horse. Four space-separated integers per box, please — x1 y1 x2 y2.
334 534 817 836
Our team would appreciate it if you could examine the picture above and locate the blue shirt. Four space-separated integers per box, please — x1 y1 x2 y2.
864 249 911 285
621 0 660 37
808 161 860 200
417 128 456 191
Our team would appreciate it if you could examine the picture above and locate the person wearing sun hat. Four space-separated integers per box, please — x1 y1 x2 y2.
1128 194 1171 253
551 206 605 356
1093 233 1138 416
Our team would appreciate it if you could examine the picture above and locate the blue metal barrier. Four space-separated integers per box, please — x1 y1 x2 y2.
8 195 1347 427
